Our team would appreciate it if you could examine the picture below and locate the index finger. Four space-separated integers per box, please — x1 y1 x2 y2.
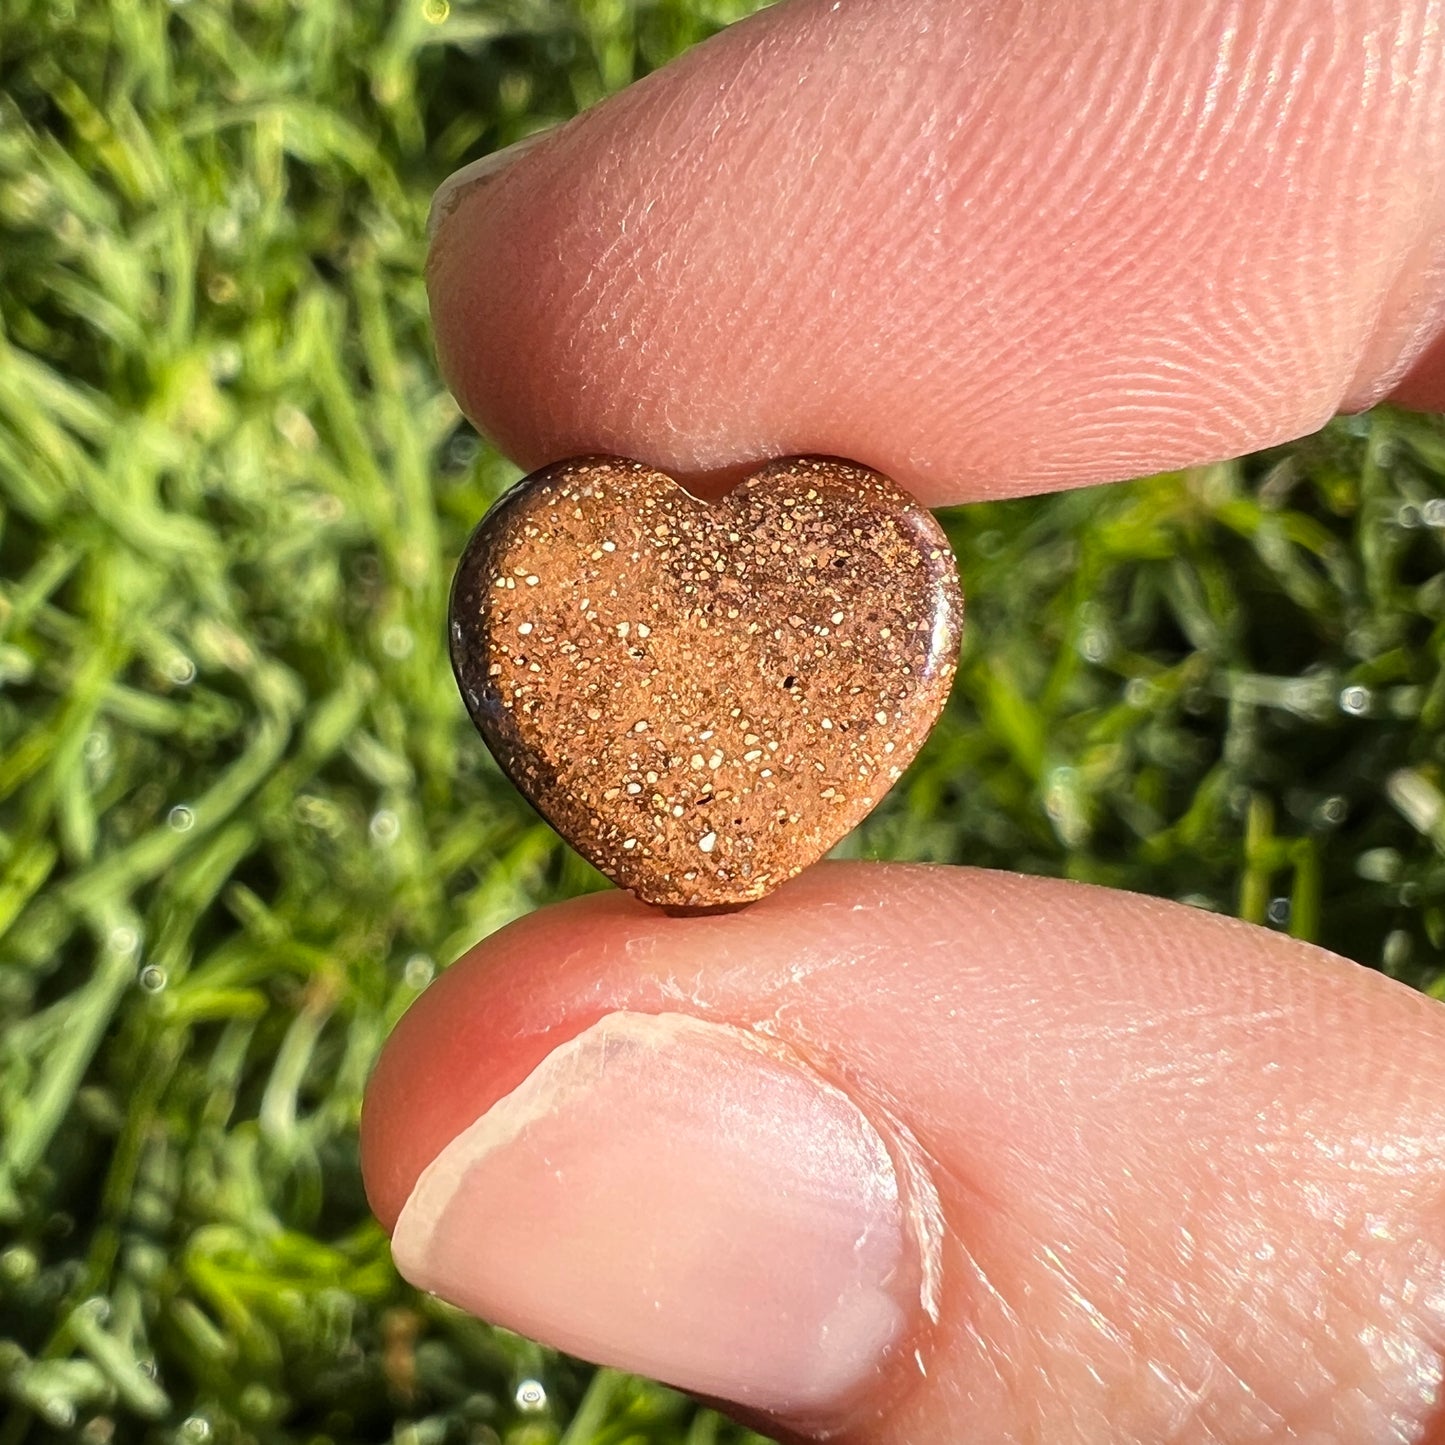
427 0 1445 505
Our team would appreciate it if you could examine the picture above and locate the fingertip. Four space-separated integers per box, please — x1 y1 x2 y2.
426 0 1445 502
364 866 1445 1441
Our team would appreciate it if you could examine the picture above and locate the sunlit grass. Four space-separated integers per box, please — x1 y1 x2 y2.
2 0 1444 1441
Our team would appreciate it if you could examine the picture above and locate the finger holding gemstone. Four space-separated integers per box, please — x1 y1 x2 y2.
449 456 963 910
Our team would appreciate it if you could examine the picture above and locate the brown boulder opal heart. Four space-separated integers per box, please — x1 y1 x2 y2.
449 456 963 909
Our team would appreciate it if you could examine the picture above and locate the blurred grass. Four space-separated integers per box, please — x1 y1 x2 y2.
0 0 1443 1442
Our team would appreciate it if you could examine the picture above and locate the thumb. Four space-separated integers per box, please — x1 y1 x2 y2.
361 865 1445 1444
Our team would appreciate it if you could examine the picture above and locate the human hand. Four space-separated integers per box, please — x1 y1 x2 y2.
364 2 1445 1441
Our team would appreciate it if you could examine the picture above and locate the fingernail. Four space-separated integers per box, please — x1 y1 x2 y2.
392 1011 916 1419
427 129 556 242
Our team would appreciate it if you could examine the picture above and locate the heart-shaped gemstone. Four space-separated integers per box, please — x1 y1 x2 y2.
450 457 962 909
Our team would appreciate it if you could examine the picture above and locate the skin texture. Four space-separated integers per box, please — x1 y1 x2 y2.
370 0 1445 1439
365 867 1445 1444
428 0 1445 502
1396 328 1445 411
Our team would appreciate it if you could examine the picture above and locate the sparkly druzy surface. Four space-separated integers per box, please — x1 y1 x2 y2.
449 457 963 908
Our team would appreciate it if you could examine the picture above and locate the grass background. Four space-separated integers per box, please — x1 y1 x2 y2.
2 0 1444 1441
